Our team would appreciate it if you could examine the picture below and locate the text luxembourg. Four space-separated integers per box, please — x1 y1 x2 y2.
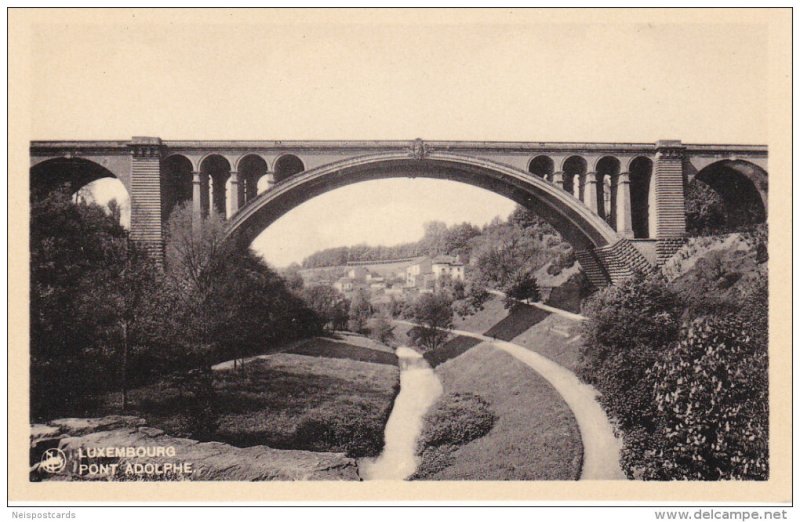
76 446 177 458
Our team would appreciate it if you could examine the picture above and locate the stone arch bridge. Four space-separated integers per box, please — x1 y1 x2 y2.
30 138 767 287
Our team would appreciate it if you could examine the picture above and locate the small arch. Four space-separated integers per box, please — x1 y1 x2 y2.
237 154 268 206
528 155 555 181
274 154 305 183
163 152 199 172
629 156 653 238
595 157 620 224
30 157 119 199
688 159 767 234
161 154 193 221
562 156 587 200
200 154 231 217
31 157 131 227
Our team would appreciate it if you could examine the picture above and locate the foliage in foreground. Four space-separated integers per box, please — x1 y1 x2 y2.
644 316 768 480
30 195 319 421
30 191 161 418
579 267 768 480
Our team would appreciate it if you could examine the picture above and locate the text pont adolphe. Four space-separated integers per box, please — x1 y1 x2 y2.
74 446 194 478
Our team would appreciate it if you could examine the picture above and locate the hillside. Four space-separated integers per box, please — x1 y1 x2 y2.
661 226 767 303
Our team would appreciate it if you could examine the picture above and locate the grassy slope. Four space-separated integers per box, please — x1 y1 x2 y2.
509 314 584 374
452 295 509 334
484 303 551 340
100 338 400 458
414 344 582 480
454 292 584 373
423 336 482 368
398 294 584 372
287 337 398 365
329 332 396 353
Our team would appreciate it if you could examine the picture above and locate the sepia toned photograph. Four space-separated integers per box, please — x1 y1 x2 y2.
8 7 792 506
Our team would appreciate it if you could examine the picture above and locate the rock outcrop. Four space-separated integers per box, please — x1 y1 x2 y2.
30 416 360 481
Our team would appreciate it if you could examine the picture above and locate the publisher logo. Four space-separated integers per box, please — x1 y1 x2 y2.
39 448 67 474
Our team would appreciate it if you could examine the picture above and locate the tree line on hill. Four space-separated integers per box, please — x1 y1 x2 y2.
299 207 577 275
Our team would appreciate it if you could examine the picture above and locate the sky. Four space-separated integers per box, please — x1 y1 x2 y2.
21 10 772 268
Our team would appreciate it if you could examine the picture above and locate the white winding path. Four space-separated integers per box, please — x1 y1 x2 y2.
395 320 626 480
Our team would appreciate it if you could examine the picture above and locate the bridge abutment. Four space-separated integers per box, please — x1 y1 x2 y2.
128 137 165 261
654 141 688 265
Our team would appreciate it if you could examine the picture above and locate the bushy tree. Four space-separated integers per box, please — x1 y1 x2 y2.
508 205 557 236
408 292 453 351
472 226 549 293
302 284 349 332
162 204 319 371
643 315 768 480
504 272 541 308
30 190 162 418
282 263 305 293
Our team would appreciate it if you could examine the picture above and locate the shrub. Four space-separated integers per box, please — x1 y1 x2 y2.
503 273 541 307
642 315 768 480
578 273 683 438
415 392 496 452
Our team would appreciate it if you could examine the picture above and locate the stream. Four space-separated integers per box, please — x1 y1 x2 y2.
359 346 443 480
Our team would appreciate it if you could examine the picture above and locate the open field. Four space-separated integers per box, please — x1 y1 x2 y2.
99 338 400 458
412 343 583 480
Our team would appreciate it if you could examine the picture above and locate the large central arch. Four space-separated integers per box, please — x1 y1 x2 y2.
225 152 643 284
227 153 617 247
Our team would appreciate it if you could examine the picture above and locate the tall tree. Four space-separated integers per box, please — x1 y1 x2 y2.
348 288 372 333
